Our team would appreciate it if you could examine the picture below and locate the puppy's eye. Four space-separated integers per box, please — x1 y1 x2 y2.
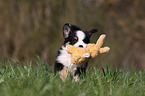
74 37 78 40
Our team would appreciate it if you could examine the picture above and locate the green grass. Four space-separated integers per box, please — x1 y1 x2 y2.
0 58 145 96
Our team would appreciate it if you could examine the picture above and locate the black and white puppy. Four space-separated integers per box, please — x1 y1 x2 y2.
54 23 97 81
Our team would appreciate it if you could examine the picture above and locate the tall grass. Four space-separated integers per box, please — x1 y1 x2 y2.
0 58 144 96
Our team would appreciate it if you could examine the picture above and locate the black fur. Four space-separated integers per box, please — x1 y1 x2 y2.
54 61 64 75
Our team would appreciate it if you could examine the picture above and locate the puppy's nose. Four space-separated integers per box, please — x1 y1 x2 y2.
79 45 83 48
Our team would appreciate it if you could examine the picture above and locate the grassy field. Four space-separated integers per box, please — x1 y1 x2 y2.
0 58 145 96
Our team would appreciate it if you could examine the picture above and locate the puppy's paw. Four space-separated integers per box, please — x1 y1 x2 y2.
73 75 79 82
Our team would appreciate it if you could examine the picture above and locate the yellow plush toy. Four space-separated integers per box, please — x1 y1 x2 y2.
67 34 110 64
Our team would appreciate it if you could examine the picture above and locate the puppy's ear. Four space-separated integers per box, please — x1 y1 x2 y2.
88 29 98 37
63 23 71 38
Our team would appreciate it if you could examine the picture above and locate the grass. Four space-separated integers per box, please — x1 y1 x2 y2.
0 58 145 96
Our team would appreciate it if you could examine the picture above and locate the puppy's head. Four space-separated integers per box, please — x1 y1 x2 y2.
63 23 98 48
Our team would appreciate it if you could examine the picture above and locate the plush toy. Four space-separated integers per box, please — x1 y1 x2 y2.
66 34 110 64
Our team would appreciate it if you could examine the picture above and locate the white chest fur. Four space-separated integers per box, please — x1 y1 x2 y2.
56 46 76 72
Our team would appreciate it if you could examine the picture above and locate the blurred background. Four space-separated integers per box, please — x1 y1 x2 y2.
0 0 145 70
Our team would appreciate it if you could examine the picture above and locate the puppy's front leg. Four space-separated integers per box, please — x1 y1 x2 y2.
73 67 86 81
59 67 68 81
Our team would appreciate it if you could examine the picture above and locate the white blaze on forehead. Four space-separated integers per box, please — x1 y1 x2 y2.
76 31 85 40
74 31 87 48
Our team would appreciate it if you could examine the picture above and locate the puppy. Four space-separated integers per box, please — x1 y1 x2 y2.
54 23 97 81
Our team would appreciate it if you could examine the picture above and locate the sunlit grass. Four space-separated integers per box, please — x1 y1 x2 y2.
0 58 145 96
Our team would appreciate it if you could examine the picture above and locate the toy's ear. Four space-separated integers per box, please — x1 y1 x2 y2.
63 23 71 38
66 45 75 54
96 34 106 47
100 47 110 53
88 29 98 37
